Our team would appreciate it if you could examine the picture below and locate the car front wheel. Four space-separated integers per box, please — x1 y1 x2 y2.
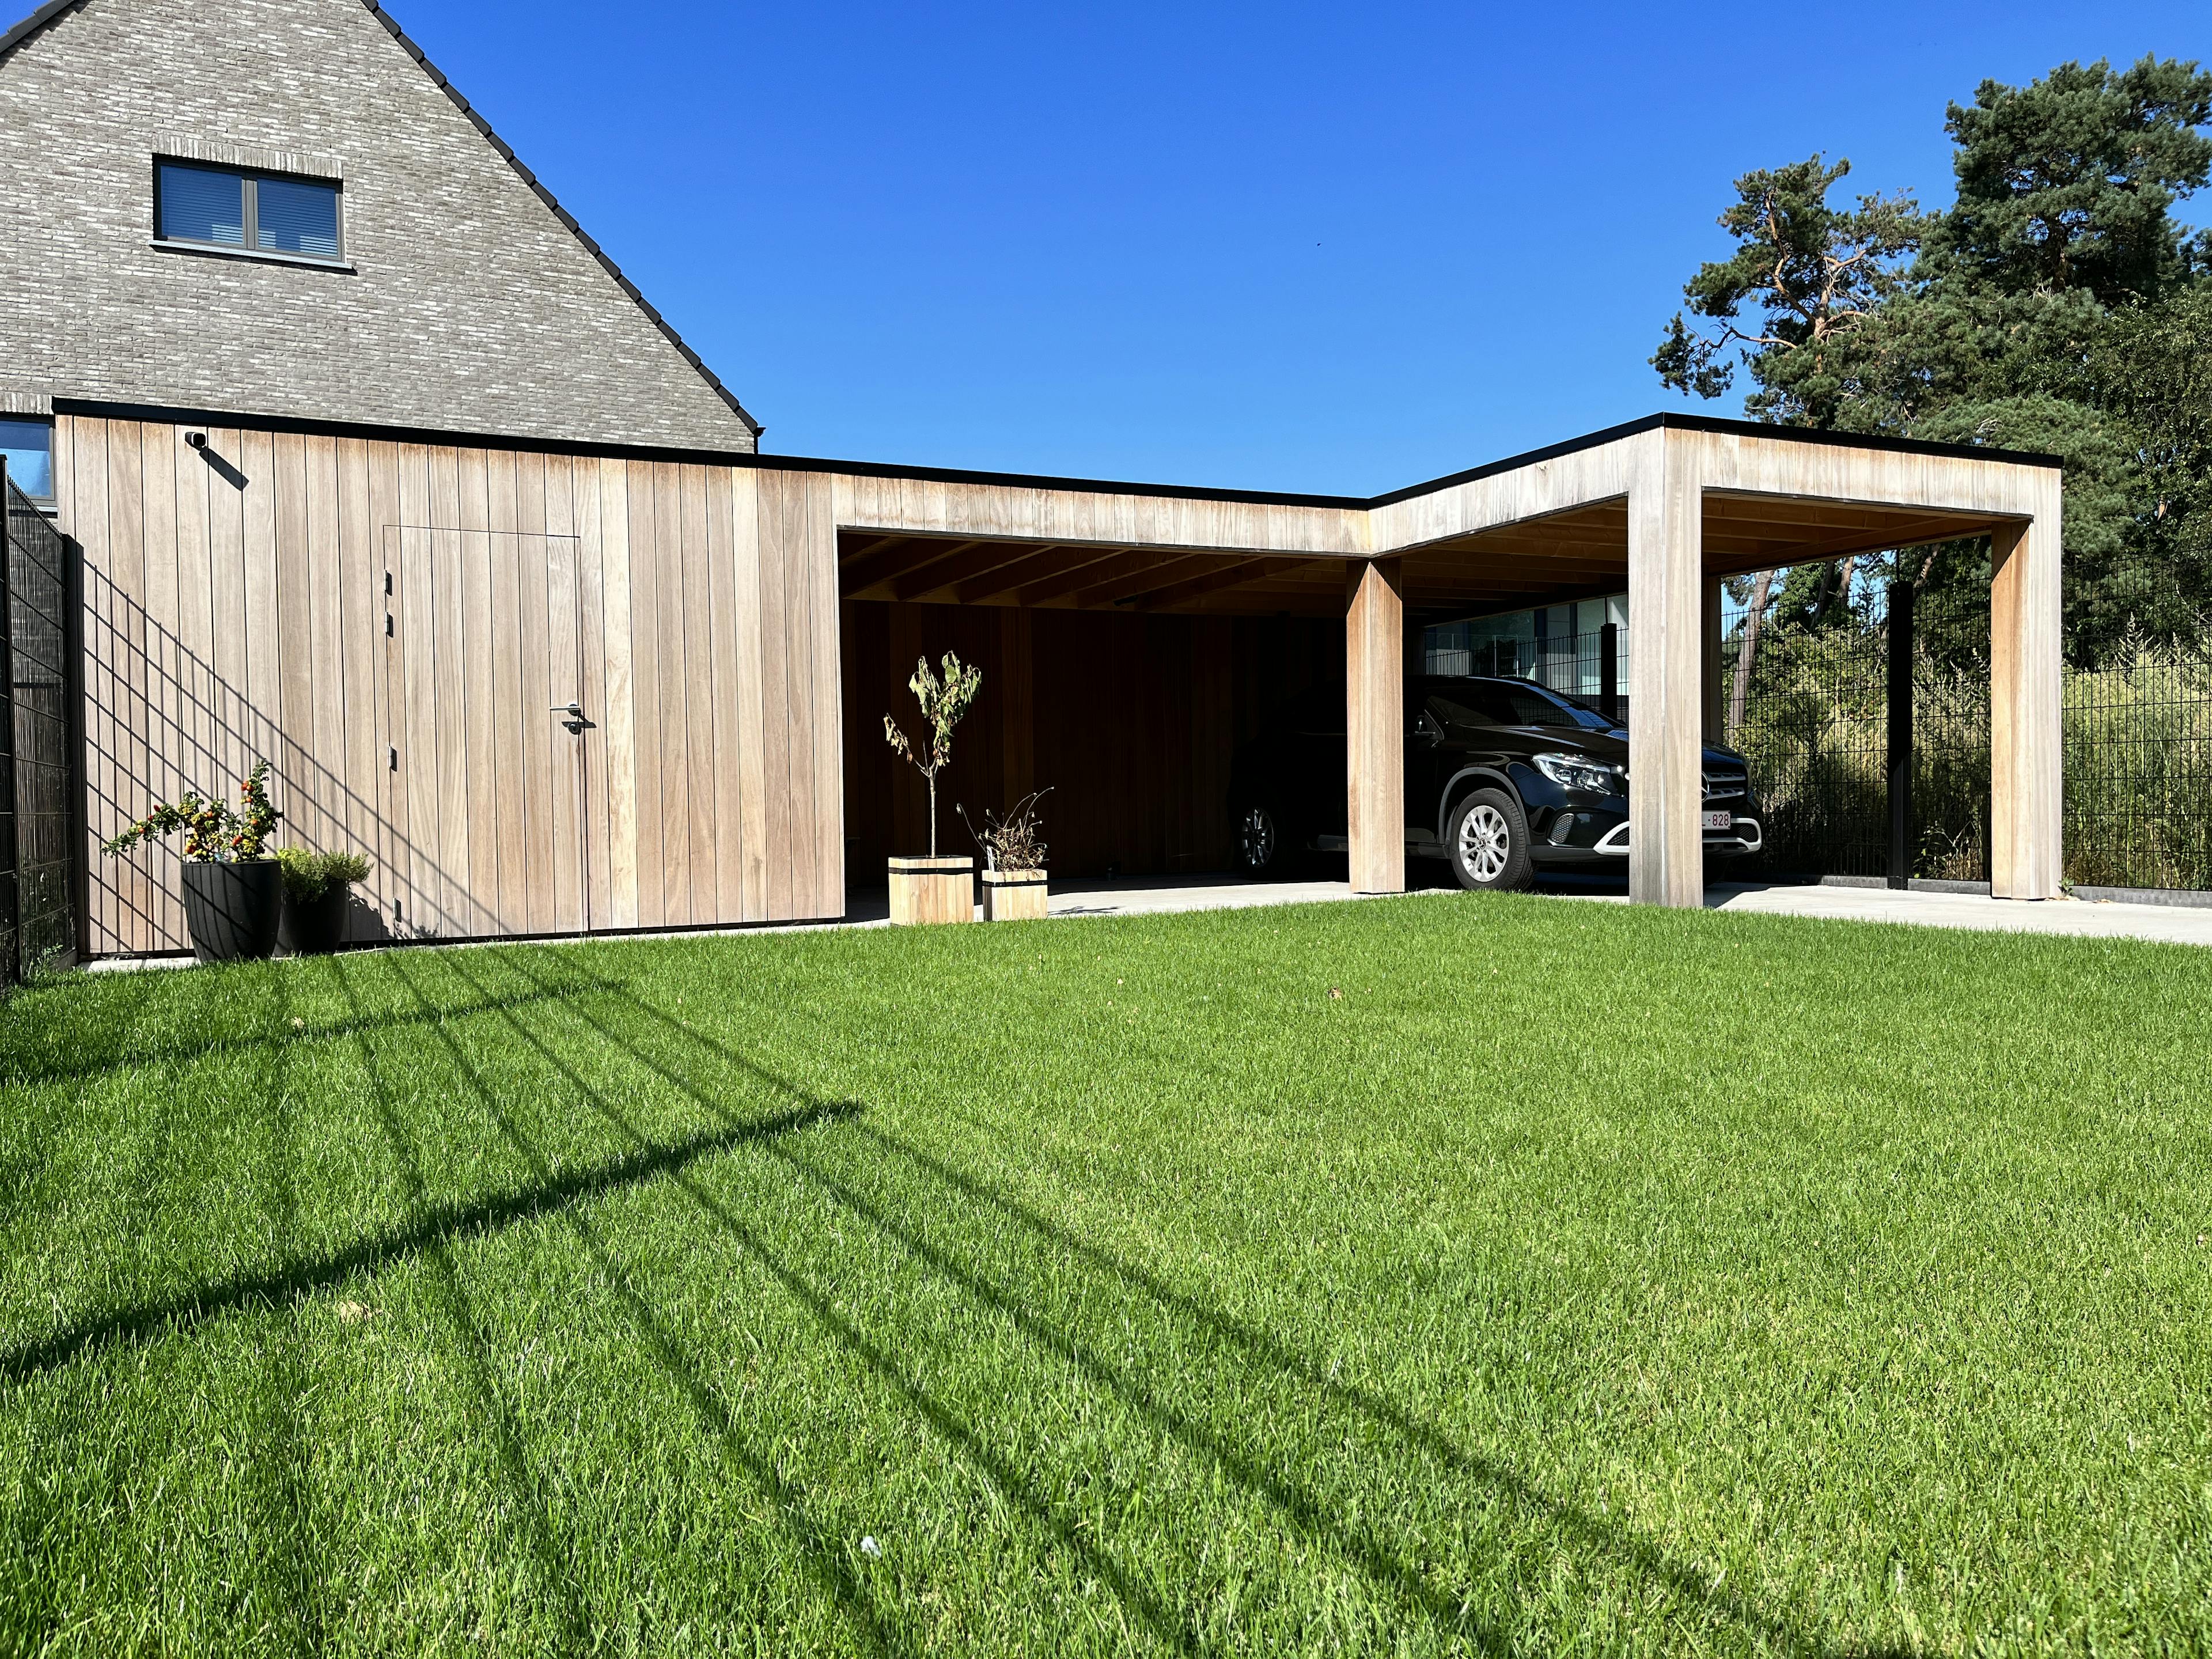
1448 788 1533 892
1235 804 1287 876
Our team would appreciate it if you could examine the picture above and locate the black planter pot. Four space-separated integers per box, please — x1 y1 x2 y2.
279 885 352 956
180 859 283 963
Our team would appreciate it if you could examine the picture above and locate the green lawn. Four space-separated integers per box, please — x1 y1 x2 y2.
2 893 2209 1656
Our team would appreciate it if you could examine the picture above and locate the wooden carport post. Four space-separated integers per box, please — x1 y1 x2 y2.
1627 431 1705 907
1346 558 1405 895
1990 478 2064 899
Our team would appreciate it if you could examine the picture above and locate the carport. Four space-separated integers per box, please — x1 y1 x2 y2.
830 413 2062 907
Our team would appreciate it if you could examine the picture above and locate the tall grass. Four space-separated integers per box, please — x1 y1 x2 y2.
1728 630 2212 890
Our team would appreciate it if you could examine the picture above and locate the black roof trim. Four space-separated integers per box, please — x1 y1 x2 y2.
1366 412 2063 507
356 2 762 439
0 0 762 439
52 399 2066 516
48 400 1377 506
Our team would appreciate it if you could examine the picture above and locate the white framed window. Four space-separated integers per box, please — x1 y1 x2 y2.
155 160 343 263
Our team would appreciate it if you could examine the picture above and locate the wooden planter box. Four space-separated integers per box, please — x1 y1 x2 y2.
888 856 974 925
980 869 1048 921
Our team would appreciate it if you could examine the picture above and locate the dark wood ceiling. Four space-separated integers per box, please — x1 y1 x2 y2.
838 532 1354 617
838 493 2022 622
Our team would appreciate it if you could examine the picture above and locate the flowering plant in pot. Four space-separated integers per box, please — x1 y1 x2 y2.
275 847 373 956
104 762 285 962
882 651 983 924
959 789 1051 922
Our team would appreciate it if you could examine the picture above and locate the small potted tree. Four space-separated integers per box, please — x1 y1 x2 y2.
961 790 1051 921
883 650 983 924
105 762 285 962
275 847 373 955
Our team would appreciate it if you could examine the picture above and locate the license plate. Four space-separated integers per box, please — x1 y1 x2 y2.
1702 810 1734 832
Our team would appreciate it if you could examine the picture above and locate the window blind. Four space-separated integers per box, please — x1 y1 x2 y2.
254 176 341 259
157 163 247 247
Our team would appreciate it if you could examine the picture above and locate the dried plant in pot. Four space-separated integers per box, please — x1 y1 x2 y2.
961 790 1051 922
883 651 983 924
275 848 373 956
104 762 285 962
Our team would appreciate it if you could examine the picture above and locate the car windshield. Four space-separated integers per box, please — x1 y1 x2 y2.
1429 679 1615 731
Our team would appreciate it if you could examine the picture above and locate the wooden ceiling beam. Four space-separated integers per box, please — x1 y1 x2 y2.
892 541 1054 601
961 544 1125 604
1700 516 2001 579
1415 553 1628 579
1450 534 1624 557
1407 554 1628 579
836 531 908 567
1702 493 2000 533
1132 556 1310 611
1066 552 1225 609
957 545 1111 603
1407 575 1619 593
839 537 984 598
1016 548 1175 607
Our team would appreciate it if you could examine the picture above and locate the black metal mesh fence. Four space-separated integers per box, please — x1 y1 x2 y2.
3 470 79 983
1728 622 2209 890
1725 623 1895 878
2063 649 2212 891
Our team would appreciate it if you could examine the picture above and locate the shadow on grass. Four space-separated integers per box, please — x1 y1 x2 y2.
0 970 594 1090
0 972 166 1228
450 949 1498 1653
0 1085 855 1387
423 952 1213 1657
243 971 327 1656
333 960 596 1650
494 946 1847 1659
373 953 908 1658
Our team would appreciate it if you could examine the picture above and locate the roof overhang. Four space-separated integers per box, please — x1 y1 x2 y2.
831 415 2056 620
48 401 2058 623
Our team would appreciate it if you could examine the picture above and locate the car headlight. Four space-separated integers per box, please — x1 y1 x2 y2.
1532 752 1621 794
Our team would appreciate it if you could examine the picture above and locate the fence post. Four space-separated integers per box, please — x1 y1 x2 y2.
1 458 16 987
63 524 88 966
1887 581 1915 889
1599 621 1619 724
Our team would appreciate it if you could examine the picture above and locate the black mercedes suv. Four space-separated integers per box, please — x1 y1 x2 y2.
1228 675 1763 890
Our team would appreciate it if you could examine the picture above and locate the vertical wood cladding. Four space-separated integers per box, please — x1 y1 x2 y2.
842 600 1340 881
65 416 839 953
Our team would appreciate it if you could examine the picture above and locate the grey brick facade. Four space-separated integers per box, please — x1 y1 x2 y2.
0 0 760 452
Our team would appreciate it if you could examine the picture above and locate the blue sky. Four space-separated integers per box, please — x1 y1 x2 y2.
36 1 2212 490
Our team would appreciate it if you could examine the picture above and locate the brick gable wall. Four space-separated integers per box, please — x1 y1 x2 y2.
0 0 759 452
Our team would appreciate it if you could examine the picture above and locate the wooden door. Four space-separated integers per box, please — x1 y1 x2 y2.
382 525 600 940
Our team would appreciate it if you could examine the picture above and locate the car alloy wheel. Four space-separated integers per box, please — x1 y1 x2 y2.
1450 787 1533 891
1459 802 1512 884
1237 805 1278 874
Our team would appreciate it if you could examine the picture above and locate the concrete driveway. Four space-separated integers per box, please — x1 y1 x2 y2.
1037 872 2212 948
1672 881 2212 947
90 871 2212 969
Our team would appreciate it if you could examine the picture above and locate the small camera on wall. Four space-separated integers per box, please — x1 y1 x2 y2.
185 431 208 450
